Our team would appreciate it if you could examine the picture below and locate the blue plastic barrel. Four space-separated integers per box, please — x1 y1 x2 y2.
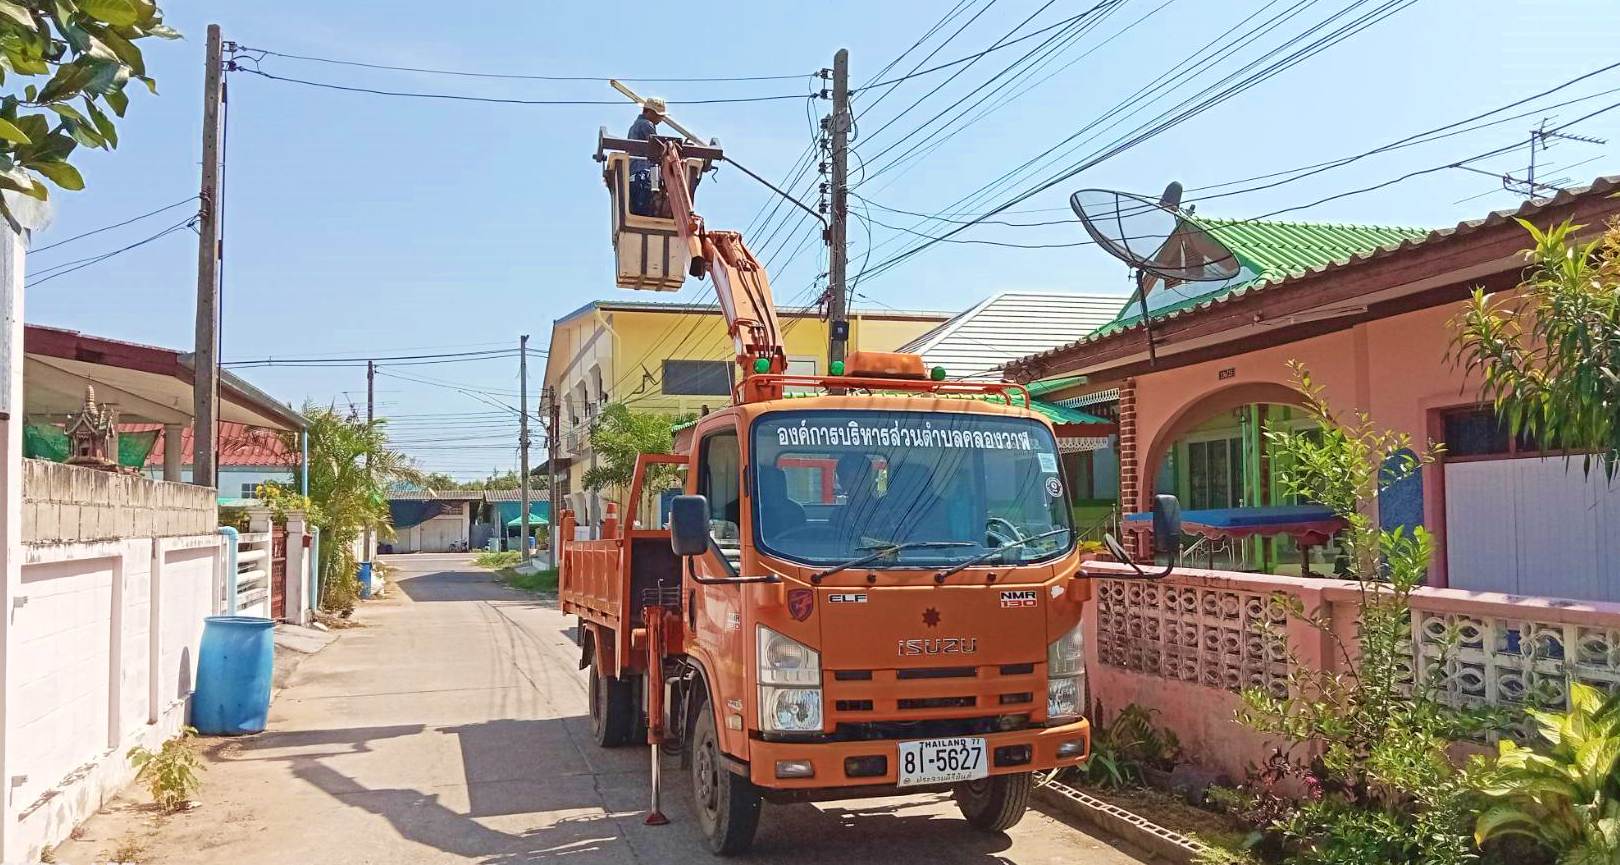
358 561 374 599
191 616 275 735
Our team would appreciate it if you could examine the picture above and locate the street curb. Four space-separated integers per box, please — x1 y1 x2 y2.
1035 779 1208 865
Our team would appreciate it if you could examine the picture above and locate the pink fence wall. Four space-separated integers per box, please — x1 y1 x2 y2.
1081 560 1620 781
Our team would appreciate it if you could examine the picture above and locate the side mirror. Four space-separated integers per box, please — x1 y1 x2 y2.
1152 494 1182 555
670 495 710 557
1097 493 1183 581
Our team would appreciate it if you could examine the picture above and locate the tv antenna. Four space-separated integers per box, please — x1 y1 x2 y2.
1070 182 1241 365
1501 118 1606 197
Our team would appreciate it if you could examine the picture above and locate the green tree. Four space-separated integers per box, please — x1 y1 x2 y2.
304 406 423 613
0 0 179 227
1453 218 1620 478
581 402 684 499
1233 363 1501 865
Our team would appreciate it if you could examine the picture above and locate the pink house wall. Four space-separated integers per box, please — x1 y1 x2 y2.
1129 300 1490 585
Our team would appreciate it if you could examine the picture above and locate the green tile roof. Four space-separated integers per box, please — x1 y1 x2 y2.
1026 374 1087 398
1102 216 1431 332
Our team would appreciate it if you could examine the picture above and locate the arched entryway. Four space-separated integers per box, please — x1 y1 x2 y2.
1137 382 1342 574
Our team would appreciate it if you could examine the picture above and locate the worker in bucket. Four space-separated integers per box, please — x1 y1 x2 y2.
627 97 667 216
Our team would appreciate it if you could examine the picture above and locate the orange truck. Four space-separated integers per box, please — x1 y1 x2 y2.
558 124 1178 855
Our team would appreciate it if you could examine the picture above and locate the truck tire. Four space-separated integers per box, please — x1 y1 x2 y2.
954 773 1033 833
589 662 634 748
691 701 762 855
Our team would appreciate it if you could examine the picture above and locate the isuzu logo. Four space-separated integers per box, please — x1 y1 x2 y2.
898 637 979 657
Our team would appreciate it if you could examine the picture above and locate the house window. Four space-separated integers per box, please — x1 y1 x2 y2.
663 360 732 396
1442 406 1540 459
1186 437 1244 510
242 482 259 499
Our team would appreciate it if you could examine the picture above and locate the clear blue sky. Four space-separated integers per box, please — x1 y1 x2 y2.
23 0 1620 478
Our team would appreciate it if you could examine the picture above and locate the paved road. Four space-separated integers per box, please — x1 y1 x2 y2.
59 555 1153 865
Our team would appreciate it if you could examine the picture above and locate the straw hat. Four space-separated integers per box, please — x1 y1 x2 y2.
643 97 667 116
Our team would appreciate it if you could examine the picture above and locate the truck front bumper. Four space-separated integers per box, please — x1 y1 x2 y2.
745 718 1090 790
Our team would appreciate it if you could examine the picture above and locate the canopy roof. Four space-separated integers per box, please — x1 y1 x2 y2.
24 325 306 431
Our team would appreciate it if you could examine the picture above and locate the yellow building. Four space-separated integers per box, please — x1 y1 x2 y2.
543 299 949 533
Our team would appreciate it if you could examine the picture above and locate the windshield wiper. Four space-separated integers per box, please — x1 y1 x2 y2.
810 541 975 584
934 528 1073 583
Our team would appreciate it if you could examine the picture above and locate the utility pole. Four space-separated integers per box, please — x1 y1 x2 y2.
362 360 374 562
826 48 850 368
191 23 224 488
519 334 532 562
545 385 560 554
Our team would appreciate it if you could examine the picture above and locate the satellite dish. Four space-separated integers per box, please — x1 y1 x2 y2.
1069 182 1242 366
1069 184 1241 283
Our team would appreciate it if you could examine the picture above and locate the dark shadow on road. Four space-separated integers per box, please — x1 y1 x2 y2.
394 569 511 602
262 715 1029 864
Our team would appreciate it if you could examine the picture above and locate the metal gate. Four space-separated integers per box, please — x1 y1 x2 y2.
270 524 288 620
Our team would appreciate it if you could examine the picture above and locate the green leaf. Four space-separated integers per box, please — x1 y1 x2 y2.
95 27 142 76
79 0 138 27
0 116 30 144
0 167 44 199
135 74 155 95
103 85 126 117
147 23 180 39
0 1 33 26
82 96 114 147
36 63 93 103
29 159 82 190
48 103 87 124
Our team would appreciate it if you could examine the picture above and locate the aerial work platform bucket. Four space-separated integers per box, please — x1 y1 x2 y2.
600 148 708 291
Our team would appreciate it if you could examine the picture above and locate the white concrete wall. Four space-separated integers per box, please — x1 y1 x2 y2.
389 504 469 553
7 534 222 862
3 461 228 860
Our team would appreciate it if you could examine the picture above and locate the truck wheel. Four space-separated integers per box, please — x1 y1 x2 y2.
691 702 762 855
589 662 634 748
954 773 1032 833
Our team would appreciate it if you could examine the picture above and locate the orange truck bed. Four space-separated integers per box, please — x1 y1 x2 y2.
558 454 687 679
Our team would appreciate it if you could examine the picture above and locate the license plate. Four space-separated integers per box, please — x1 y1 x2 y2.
897 737 988 787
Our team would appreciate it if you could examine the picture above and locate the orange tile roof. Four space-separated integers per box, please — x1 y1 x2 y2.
119 422 298 468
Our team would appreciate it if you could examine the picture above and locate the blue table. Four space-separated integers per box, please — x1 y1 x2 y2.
1125 505 1346 573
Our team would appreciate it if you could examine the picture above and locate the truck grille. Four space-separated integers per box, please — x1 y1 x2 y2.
824 662 1044 725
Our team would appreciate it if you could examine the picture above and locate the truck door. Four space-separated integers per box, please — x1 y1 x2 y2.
690 422 750 755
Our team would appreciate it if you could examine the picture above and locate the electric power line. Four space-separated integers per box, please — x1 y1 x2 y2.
237 45 813 83
235 67 814 106
26 216 200 288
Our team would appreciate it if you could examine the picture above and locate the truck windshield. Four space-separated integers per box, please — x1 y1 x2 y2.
751 409 1075 568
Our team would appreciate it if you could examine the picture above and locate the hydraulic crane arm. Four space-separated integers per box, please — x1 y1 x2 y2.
655 140 788 399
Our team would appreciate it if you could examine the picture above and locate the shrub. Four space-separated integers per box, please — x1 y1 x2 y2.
1231 364 1503 865
1474 681 1620 863
128 728 204 813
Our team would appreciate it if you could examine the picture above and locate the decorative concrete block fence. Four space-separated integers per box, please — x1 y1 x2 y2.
1081 559 1620 781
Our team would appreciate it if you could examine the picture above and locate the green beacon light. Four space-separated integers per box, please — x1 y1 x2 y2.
830 360 846 376
930 366 948 381
753 357 771 374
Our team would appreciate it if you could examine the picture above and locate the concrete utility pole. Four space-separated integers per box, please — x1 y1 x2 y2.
545 385 560 552
362 359 374 561
519 334 532 562
826 48 851 368
191 23 224 488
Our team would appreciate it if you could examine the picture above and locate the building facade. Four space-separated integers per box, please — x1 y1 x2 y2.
543 300 950 536
1009 177 1620 600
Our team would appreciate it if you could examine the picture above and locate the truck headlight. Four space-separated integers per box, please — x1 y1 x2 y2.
759 626 822 732
760 687 823 733
1047 622 1085 723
